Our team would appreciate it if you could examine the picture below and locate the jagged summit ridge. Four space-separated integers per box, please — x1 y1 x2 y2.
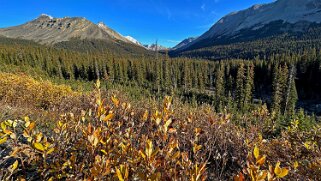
0 14 141 46
39 14 53 19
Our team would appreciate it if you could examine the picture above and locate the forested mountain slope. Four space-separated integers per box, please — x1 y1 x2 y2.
171 0 321 59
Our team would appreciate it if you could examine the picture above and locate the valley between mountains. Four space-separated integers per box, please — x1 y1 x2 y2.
0 0 321 180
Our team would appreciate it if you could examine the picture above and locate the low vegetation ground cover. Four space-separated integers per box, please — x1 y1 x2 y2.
0 74 320 180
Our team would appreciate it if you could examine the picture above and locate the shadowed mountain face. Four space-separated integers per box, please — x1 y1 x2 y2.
172 0 321 53
0 14 133 45
172 37 197 50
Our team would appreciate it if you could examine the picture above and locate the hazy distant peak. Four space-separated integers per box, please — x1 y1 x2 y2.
125 36 143 46
172 37 197 50
144 43 168 51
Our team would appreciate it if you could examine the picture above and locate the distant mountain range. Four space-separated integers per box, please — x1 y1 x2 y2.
2 0 321 58
172 37 197 50
123 36 169 51
0 14 130 45
172 0 321 54
144 43 168 51
0 14 168 53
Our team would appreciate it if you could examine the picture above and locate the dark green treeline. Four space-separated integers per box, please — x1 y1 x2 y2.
1 40 321 119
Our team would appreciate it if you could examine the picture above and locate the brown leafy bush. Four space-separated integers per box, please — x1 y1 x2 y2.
262 122 321 180
0 79 319 180
0 81 208 180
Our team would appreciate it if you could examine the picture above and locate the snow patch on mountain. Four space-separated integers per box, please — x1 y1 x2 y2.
96 21 133 43
125 36 142 46
144 44 168 51
40 14 53 19
97 22 106 28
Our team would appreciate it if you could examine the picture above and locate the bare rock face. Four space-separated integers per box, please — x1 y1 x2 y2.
0 14 132 45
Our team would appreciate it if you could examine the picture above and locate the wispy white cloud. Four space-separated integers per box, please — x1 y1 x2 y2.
167 39 181 43
148 0 172 20
201 4 206 11
166 8 172 19
210 10 220 16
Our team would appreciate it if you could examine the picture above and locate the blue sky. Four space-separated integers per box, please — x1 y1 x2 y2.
0 0 274 47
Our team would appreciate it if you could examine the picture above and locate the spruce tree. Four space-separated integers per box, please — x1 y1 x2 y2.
272 64 282 114
198 69 205 92
280 64 289 114
284 65 297 116
163 59 171 93
236 63 245 109
243 63 255 111
183 61 192 92
214 63 225 111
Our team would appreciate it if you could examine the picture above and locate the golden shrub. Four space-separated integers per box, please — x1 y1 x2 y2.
1 79 319 180
0 80 207 180
0 72 78 109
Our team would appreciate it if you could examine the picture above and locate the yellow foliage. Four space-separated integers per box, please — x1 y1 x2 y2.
254 145 260 160
293 161 299 170
0 79 305 180
103 113 114 122
274 162 289 178
0 137 7 144
239 143 290 181
9 160 19 173
33 142 45 152
0 72 78 109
